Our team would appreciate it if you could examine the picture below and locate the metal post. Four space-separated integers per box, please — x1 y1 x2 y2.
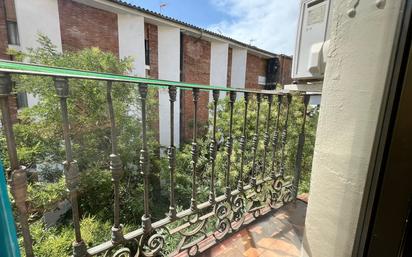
270 95 283 178
225 91 236 198
250 93 262 186
238 92 249 191
168 86 177 218
106 82 124 243
138 83 152 233
54 77 87 257
293 95 310 198
279 95 292 178
0 74 33 257
208 90 219 203
262 95 273 179
190 88 199 211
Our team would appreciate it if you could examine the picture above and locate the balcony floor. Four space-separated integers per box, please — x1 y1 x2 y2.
198 198 307 257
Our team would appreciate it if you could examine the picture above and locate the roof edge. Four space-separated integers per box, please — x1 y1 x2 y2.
105 0 285 58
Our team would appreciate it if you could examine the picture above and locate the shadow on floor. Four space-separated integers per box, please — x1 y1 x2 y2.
198 200 307 257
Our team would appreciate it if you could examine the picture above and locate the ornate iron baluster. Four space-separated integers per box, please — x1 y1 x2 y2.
54 77 87 257
250 93 262 186
209 90 219 203
238 92 249 191
0 73 34 257
138 83 152 233
270 95 283 178
190 88 199 211
225 91 236 198
168 86 177 218
106 82 124 243
279 94 292 178
261 95 273 179
292 95 310 198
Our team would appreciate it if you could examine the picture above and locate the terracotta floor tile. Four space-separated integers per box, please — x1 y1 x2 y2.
243 247 264 257
197 200 307 257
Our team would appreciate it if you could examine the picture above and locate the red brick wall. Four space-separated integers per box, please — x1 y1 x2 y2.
0 0 10 59
1 0 17 122
181 34 211 142
279 55 293 85
227 47 232 87
4 0 16 21
144 23 159 141
57 0 118 55
245 53 267 90
145 23 158 79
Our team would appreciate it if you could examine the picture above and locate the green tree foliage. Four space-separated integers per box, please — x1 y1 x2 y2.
0 35 164 255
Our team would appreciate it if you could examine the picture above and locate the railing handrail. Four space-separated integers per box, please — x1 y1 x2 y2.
0 60 289 95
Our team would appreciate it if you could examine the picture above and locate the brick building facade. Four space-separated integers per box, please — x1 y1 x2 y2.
181 34 211 141
58 0 119 54
0 0 293 144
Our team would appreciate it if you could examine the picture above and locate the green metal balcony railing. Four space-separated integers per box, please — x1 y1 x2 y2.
0 60 315 257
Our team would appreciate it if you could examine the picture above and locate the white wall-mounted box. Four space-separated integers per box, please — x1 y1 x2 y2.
292 0 332 81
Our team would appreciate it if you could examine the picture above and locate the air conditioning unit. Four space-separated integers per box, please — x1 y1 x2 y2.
292 0 333 81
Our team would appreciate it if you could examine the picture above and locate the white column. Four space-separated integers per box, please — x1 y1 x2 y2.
230 48 247 89
14 0 63 107
14 0 63 52
158 25 181 147
117 14 145 77
210 41 228 100
302 0 403 256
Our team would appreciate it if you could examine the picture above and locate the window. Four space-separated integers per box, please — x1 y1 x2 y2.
16 92 28 109
7 21 20 45
145 39 150 66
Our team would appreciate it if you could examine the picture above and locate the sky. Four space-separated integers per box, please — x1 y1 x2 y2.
126 0 300 55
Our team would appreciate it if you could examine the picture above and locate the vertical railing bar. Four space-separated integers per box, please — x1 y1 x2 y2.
106 81 124 242
208 90 219 203
168 86 177 218
138 83 152 233
250 93 262 186
190 88 199 211
238 92 249 191
54 77 87 257
292 95 310 198
270 95 283 178
279 94 292 178
0 73 34 257
225 91 236 197
262 94 273 179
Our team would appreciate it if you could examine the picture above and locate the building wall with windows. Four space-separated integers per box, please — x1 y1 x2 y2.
0 0 293 145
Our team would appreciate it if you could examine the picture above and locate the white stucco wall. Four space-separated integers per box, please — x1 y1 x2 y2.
14 0 63 52
302 0 403 256
230 47 247 89
210 41 228 100
118 14 145 77
158 25 181 147
210 42 229 86
14 0 63 107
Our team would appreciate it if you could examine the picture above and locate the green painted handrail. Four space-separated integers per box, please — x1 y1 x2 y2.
0 60 284 95
0 160 21 257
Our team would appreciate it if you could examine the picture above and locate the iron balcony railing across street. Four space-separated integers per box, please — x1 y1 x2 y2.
0 60 315 257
